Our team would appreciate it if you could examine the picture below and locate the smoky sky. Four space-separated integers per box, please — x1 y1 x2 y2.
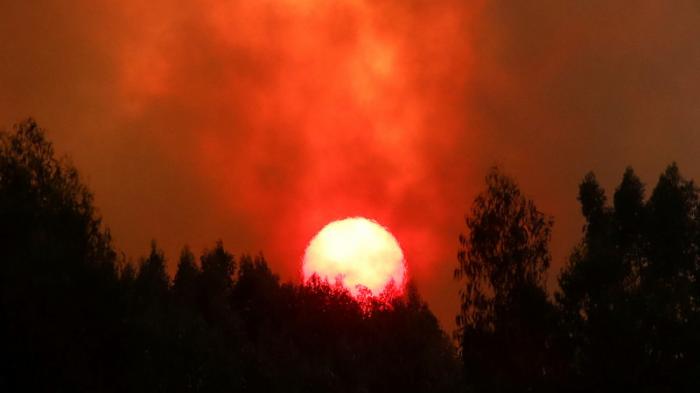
2 0 700 330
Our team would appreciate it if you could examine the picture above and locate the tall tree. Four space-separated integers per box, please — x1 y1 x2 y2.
135 241 170 302
557 171 640 389
198 241 236 326
455 168 556 392
557 164 700 390
641 163 700 387
172 246 200 307
0 119 120 392
232 253 281 341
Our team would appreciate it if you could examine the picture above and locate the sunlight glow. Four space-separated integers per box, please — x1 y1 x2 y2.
303 217 406 297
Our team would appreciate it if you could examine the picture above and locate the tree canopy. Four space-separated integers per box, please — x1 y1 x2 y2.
455 168 558 392
3 119 700 392
0 119 461 393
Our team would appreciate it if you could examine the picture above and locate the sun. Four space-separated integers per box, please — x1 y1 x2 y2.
302 217 406 298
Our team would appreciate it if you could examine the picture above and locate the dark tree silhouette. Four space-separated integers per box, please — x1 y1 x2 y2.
197 240 236 325
640 164 700 388
172 246 200 307
232 253 281 342
557 170 641 390
557 164 700 391
135 241 170 303
0 119 120 392
11 118 700 392
455 168 558 392
363 283 463 393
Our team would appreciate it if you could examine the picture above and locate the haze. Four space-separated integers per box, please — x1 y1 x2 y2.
1 0 699 330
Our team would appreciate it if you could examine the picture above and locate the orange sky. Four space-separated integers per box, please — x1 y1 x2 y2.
2 0 700 331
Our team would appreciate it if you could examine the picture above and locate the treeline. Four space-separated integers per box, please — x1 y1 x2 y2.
2 119 700 392
456 167 700 392
0 120 460 392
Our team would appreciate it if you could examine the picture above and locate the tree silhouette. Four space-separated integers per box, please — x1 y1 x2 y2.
0 119 465 393
0 119 120 391
135 241 170 303
557 164 700 390
172 246 200 308
232 253 281 342
197 240 236 326
8 118 700 392
363 283 463 393
557 170 641 390
455 167 557 392
640 163 700 388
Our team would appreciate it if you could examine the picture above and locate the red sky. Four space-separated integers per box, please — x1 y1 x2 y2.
2 0 700 331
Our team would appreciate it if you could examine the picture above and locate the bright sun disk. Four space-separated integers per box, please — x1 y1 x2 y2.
302 217 406 298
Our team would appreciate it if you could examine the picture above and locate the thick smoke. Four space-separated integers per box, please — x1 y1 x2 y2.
2 0 699 329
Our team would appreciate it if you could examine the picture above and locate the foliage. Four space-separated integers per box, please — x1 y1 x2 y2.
0 119 461 393
5 119 700 392
0 119 119 392
557 164 700 391
455 168 558 392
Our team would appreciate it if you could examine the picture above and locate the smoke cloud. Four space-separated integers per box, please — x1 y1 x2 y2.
2 0 699 329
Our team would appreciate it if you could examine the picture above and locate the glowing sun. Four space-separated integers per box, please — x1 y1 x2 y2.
303 217 406 298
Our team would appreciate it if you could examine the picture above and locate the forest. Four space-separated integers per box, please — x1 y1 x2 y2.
2 119 699 392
